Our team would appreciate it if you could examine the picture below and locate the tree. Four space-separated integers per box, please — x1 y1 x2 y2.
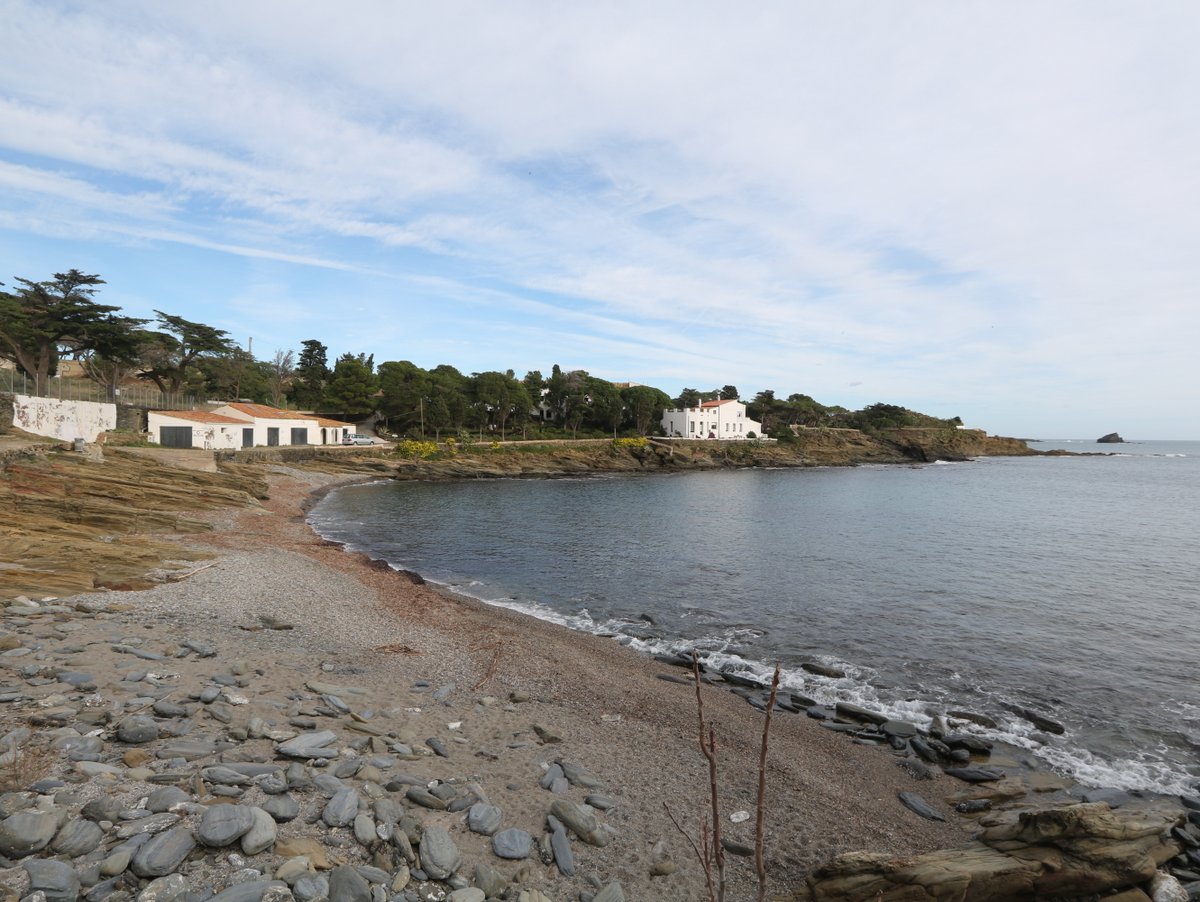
268 349 295 407
747 389 786 435
584 376 623 437
140 311 236 394
522 370 545 424
289 339 329 410
75 323 157 399
0 270 128 395
429 364 471 433
200 348 269 402
676 387 702 408
378 360 433 434
325 353 379 417
545 364 569 423
719 384 740 401
472 370 531 440
847 402 911 431
622 384 673 435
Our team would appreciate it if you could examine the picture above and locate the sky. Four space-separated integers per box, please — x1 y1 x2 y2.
1 1 1198 439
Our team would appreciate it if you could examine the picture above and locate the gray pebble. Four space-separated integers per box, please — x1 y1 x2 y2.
197 806 256 847
418 827 461 880
116 715 160 744
131 826 196 878
490 828 531 860
466 803 501 836
23 858 81 902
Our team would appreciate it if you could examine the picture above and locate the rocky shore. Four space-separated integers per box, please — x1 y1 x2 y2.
0 447 1196 901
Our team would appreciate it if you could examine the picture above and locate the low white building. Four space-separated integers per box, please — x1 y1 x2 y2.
148 403 354 449
661 399 762 440
147 410 250 450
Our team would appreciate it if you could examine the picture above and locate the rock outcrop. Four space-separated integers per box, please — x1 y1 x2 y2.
0 448 267 598
798 801 1184 901
1098 432 1126 443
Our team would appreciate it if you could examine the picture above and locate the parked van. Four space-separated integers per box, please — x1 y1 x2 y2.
342 434 375 445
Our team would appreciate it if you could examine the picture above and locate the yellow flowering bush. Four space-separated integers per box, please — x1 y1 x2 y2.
612 436 650 449
394 440 440 459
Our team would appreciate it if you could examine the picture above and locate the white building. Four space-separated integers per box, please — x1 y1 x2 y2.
146 410 253 450
148 403 354 449
661 399 762 440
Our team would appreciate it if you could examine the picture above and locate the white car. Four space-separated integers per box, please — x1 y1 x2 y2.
342 434 375 445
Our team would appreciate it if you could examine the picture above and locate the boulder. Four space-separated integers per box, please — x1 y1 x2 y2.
800 801 1184 901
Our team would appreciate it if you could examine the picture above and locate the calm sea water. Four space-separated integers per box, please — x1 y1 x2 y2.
308 440 1200 794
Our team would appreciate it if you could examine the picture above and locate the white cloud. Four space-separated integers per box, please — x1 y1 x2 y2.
1 0 1198 436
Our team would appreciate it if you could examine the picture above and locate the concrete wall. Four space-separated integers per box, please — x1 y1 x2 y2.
13 394 116 442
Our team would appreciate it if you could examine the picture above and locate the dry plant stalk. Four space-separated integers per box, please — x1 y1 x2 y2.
756 663 782 902
0 742 51 793
469 640 506 690
667 652 781 902
693 651 727 901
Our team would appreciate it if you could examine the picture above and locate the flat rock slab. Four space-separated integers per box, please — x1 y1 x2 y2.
898 792 947 822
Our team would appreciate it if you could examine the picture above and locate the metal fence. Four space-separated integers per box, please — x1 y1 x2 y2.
0 368 197 410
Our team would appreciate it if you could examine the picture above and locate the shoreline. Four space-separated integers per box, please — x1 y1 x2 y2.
0 454 1193 900
304 464 1197 802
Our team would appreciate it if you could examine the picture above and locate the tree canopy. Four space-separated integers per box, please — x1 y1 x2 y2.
0 270 133 395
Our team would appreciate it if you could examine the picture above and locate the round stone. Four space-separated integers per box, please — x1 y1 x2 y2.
116 715 160 744
197 805 257 847
491 828 532 860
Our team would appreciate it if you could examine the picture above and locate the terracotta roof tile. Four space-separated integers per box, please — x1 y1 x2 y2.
223 403 307 420
151 410 247 425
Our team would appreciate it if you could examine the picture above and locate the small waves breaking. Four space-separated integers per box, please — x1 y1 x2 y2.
315 537 1195 796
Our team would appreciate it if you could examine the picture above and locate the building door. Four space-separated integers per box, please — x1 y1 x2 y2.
290 427 308 445
159 426 193 448
267 427 279 446
242 428 254 448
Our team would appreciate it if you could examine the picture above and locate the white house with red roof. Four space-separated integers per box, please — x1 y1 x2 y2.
147 403 355 449
661 398 762 440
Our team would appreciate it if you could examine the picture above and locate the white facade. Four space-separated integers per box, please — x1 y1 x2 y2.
661 399 762 440
210 404 322 448
147 411 246 450
13 394 116 442
148 403 354 449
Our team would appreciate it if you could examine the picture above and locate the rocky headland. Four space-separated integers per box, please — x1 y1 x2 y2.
1 442 1197 902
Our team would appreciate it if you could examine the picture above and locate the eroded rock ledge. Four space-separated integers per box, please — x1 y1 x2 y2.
798 801 1185 901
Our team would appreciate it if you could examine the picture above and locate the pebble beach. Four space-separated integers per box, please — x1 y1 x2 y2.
0 461 1194 902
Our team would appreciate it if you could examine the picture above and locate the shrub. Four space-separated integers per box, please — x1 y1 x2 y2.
394 439 439 459
612 436 650 450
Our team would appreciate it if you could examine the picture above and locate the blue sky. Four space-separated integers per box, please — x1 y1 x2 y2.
2 1 1197 439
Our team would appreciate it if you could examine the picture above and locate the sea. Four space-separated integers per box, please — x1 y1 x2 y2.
307 439 1200 796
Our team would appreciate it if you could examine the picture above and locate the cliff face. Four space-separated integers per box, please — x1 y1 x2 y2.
878 428 1037 462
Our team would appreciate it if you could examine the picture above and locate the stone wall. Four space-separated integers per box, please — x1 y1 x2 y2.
12 394 117 442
